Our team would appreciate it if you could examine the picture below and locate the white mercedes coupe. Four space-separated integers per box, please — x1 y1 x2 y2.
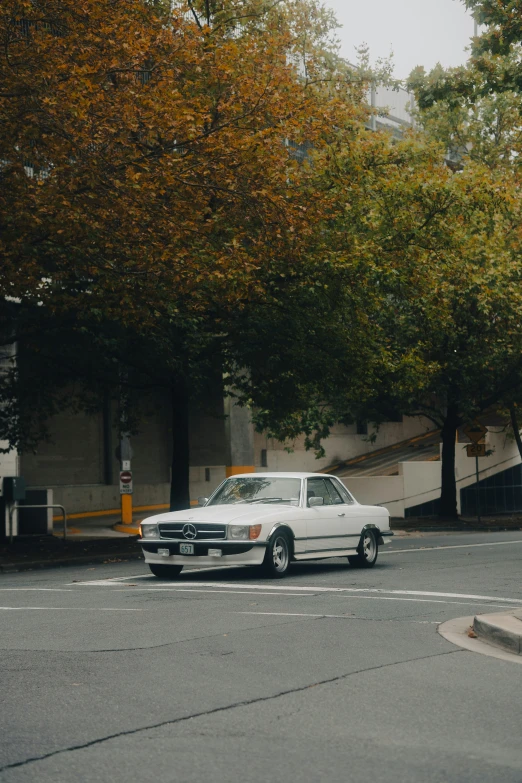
139 472 393 578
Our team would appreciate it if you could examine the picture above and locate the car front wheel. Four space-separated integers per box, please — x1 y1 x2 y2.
348 529 378 568
262 531 291 578
149 564 183 579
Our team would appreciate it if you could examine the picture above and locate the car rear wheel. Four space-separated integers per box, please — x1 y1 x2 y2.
348 529 378 568
262 531 291 578
149 564 183 579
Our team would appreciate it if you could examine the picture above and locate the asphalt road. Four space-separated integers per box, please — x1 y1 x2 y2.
1 530 522 783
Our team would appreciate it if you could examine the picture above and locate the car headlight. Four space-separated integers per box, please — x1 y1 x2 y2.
228 525 262 540
228 525 249 540
140 523 159 539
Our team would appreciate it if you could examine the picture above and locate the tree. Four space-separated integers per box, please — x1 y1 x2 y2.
229 123 522 520
403 47 522 517
1 0 376 509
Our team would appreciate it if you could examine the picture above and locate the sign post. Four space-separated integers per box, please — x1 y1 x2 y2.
118 436 133 526
463 423 488 523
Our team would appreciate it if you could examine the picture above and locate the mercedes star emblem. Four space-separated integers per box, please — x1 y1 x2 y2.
182 523 197 540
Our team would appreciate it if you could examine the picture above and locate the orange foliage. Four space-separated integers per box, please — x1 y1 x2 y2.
0 0 365 324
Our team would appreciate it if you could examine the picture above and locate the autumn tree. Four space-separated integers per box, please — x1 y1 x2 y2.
1 0 376 509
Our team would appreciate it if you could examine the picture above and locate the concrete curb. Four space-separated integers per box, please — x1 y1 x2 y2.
0 551 144 574
438 615 522 665
473 611 522 655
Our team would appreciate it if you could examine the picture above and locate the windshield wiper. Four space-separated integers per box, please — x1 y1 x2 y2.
247 497 284 504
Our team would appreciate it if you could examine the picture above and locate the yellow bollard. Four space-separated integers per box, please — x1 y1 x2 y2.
121 493 132 525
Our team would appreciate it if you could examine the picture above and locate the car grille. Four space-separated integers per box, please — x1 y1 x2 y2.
158 523 227 540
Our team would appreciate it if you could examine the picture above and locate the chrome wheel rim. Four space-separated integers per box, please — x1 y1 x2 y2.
363 533 376 562
272 536 289 572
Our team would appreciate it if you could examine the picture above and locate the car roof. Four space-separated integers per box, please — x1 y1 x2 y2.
225 472 337 479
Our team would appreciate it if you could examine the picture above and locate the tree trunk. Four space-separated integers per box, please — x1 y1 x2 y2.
169 380 191 511
509 405 522 461
439 405 460 520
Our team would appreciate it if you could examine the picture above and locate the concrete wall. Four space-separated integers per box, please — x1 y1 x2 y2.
341 462 441 519
342 475 406 518
48 466 227 514
454 428 520 513
0 444 18 537
19 392 229 515
225 397 255 472
339 428 522 518
254 416 434 473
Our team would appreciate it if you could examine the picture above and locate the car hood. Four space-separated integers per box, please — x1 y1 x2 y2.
142 504 300 526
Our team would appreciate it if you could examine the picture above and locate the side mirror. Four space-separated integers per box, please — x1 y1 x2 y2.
308 496 324 507
198 496 209 507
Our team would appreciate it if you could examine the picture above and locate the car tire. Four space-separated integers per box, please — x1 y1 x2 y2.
348 529 378 568
262 531 291 578
148 564 183 579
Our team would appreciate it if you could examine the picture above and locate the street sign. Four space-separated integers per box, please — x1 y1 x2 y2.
467 443 486 458
462 422 487 444
119 470 133 495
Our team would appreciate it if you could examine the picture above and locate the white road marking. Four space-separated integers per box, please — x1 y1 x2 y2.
0 588 73 592
0 607 143 611
92 566 243 582
70 578 522 607
114 588 308 597
234 611 441 624
381 540 522 554
331 595 519 608
77 580 522 605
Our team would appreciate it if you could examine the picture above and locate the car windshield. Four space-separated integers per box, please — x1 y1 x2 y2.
208 477 301 506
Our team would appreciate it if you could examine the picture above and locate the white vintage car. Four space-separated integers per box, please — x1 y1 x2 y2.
139 472 393 578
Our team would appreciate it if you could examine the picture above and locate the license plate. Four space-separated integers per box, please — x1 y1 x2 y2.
158 548 170 557
180 543 194 555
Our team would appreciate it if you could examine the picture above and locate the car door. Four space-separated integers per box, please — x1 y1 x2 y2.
326 477 366 542
304 477 345 555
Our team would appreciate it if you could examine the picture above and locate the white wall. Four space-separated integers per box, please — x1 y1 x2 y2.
342 476 405 518
341 428 522 518
254 416 434 473
454 428 520 513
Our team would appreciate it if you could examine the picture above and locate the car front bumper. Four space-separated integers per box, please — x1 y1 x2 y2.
140 539 268 567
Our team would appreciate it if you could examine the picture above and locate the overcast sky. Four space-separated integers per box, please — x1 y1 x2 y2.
324 0 475 81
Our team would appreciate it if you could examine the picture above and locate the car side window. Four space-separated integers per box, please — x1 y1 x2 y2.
331 479 355 505
306 478 332 506
324 479 344 505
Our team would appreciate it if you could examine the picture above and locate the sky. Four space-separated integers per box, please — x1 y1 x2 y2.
323 0 476 81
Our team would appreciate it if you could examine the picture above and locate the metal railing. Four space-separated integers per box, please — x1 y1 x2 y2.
9 504 67 544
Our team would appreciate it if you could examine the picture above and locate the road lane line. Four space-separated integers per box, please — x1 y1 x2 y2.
71 580 522 606
0 607 143 611
331 595 520 608
381 540 522 554
88 581 522 605
113 588 309 596
0 589 73 592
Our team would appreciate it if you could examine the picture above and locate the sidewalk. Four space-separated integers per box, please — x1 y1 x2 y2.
52 510 147 538
391 515 522 532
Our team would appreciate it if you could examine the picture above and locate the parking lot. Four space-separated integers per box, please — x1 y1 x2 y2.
1 531 522 783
